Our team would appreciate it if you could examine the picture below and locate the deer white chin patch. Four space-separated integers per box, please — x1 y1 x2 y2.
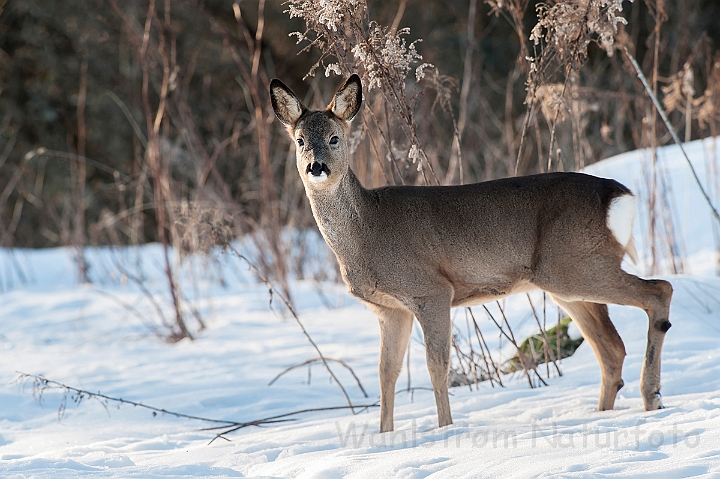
307 172 328 183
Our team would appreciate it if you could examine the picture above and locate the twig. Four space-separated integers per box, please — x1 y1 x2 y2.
15 372 238 425
623 46 720 225
483 303 548 388
14 372 379 444
73 56 89 283
556 307 561 362
106 250 173 334
495 301 547 387
268 357 368 398
467 307 503 387
464 312 480 389
525 293 562 377
204 402 380 444
91 288 165 339
23 148 132 182
105 91 148 148
213 233 358 412
482 304 533 387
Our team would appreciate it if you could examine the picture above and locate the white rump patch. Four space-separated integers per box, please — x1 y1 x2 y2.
307 172 328 183
607 194 637 262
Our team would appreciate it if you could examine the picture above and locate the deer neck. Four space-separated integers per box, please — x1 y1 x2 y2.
305 167 371 253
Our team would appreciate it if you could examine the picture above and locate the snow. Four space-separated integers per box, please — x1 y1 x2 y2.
2 137 720 478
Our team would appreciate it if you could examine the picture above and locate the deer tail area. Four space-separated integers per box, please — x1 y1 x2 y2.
607 193 639 265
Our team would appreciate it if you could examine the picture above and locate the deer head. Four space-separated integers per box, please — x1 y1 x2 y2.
270 74 362 192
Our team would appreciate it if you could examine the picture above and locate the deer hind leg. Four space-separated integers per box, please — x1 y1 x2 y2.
412 294 453 429
550 297 626 411
545 269 673 410
635 279 673 410
375 306 414 433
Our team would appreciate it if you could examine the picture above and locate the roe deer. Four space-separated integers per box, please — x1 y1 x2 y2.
270 74 673 433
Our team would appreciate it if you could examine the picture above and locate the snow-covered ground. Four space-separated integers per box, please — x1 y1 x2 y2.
1 138 720 478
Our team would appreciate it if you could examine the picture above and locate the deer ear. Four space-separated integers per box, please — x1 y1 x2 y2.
270 79 305 126
330 74 362 122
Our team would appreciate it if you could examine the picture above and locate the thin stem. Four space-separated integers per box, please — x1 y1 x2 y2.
624 47 720 225
268 357 368 398
218 238 357 411
525 293 562 377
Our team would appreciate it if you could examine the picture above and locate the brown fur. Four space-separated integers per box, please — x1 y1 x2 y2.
270 75 673 433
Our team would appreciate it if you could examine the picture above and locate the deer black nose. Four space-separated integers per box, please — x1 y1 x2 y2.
307 161 330 176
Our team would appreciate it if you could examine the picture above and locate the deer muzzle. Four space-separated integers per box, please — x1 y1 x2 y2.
306 161 330 183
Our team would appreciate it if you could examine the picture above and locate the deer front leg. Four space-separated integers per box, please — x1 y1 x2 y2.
376 306 414 433
413 295 453 429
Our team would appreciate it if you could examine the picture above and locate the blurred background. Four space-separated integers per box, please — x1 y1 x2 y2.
1 0 719 286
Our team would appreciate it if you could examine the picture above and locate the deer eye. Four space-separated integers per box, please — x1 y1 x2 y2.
329 136 339 145
297 138 304 147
